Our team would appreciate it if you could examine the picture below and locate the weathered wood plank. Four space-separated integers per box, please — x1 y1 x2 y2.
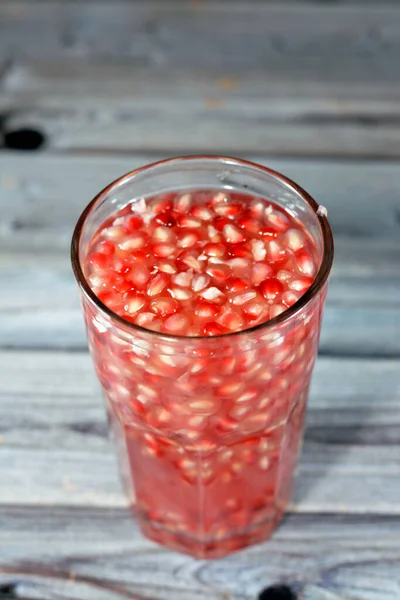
1 508 400 600
2 61 400 157
1 351 399 512
1 153 400 242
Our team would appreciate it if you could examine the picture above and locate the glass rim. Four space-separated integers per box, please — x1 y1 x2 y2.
71 155 334 341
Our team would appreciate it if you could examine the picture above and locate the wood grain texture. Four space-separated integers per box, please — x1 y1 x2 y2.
2 61 400 157
1 508 400 600
1 153 400 243
1 350 399 513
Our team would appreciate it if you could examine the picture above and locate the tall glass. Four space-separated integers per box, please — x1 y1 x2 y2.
71 156 333 558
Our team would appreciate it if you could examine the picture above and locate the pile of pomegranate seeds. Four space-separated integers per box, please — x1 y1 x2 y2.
85 190 318 336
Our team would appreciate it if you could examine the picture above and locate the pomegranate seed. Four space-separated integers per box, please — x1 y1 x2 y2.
149 195 173 214
172 271 193 287
176 215 201 228
231 290 257 306
206 262 231 280
228 258 251 277
277 269 293 282
269 304 286 318
215 381 244 397
192 274 210 292
152 243 177 258
228 242 251 258
250 239 266 261
296 248 316 276
225 277 248 292
152 226 176 243
177 232 200 248
289 276 314 292
180 253 202 272
153 212 176 227
125 215 144 232
217 307 244 330
157 260 177 274
113 257 131 274
200 286 225 301
103 225 125 240
259 226 277 238
118 233 147 251
213 216 230 231
265 209 290 232
147 272 169 296
203 321 225 336
174 193 192 213
237 213 260 234
129 265 151 288
242 298 267 320
209 191 228 206
214 202 243 217
188 398 218 413
251 262 273 285
98 240 115 256
169 287 193 301
286 228 306 251
282 290 301 307
195 300 220 318
135 312 157 327
259 278 284 300
89 251 109 270
203 242 227 258
223 224 245 244
267 239 286 262
164 313 189 333
124 292 147 314
150 297 179 317
190 205 213 221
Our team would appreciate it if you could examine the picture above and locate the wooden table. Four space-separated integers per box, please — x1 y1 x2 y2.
1 2 400 598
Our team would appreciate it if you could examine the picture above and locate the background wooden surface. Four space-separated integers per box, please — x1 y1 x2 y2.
1 1 400 599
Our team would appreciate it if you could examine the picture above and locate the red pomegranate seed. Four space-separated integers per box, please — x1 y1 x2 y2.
251 262 273 285
296 248 316 276
200 286 226 302
286 228 306 251
129 265 151 288
270 304 286 318
172 271 193 287
259 278 284 300
125 215 144 232
190 205 213 221
149 195 173 214
124 292 147 314
267 239 286 262
169 287 193 300
289 275 314 292
213 216 230 231
195 300 220 318
223 224 246 244
203 242 227 258
174 193 192 213
157 260 177 274
147 272 169 297
152 243 177 258
203 321 225 336
206 262 231 280
98 240 115 256
242 297 266 320
250 239 266 261
282 290 301 307
177 231 200 248
113 257 131 274
228 258 251 277
225 277 248 292
209 191 228 206
118 233 147 251
265 209 290 232
164 313 189 332
150 297 179 317
176 215 201 228
237 213 260 234
228 242 251 258
152 226 176 243
192 274 210 292
259 226 277 238
103 225 125 240
89 251 109 270
231 290 257 306
217 307 244 330
153 212 176 227
179 252 202 272
214 202 243 217
135 312 157 327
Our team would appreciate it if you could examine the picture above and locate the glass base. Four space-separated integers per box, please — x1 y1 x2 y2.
136 509 284 559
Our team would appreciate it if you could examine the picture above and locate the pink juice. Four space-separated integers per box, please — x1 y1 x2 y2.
73 158 333 558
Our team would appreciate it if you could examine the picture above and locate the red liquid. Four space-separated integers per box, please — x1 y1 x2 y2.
82 189 322 557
